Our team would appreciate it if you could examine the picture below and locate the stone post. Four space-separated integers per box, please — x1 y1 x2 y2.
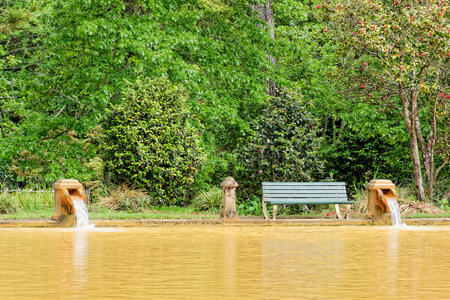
51 179 86 227
366 179 398 224
220 177 238 221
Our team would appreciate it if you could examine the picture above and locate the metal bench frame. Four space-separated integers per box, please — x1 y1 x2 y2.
262 182 354 220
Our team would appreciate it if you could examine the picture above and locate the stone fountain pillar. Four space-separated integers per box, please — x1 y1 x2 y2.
366 179 399 222
220 177 239 221
51 179 86 227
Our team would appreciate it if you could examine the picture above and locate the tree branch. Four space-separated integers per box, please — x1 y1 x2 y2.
434 158 448 181
52 105 66 119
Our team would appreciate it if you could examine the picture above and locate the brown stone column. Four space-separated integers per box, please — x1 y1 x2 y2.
52 179 86 226
366 179 398 223
220 177 238 221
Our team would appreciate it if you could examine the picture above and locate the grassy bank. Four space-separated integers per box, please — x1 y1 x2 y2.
1 190 448 220
0 206 217 220
89 206 217 220
1 206 449 221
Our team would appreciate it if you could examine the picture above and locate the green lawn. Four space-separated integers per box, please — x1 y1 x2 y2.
89 206 217 220
0 206 218 220
402 211 450 219
0 209 54 220
1 205 448 221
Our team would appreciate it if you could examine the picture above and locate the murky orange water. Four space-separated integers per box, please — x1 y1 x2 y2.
0 226 449 299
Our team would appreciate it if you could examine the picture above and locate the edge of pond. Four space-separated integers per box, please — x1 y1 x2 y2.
0 218 449 227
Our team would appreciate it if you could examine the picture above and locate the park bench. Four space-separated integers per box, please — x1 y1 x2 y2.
262 182 354 220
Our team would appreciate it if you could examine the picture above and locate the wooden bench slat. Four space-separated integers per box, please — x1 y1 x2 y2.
262 182 345 186
265 197 348 201
266 199 354 204
264 191 347 198
261 182 353 220
263 186 347 191
264 193 347 199
268 201 354 205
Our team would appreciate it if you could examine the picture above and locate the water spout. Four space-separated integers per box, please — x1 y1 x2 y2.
52 179 90 227
72 197 90 228
366 179 401 225
386 197 402 226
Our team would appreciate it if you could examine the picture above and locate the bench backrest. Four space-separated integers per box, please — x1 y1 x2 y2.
262 182 348 205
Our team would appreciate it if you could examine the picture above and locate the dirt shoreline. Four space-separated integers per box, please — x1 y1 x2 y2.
1 218 449 227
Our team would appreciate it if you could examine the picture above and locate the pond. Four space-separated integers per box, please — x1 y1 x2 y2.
0 226 449 299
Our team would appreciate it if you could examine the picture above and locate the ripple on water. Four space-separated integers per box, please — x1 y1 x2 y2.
375 225 450 231
0 226 449 299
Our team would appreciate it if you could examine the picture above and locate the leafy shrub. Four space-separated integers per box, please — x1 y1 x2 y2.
193 151 235 194
321 122 412 187
432 174 450 204
83 156 107 203
350 186 369 214
0 125 98 189
237 195 263 216
234 89 324 198
0 191 19 213
98 185 152 212
0 189 53 213
100 78 203 205
191 186 222 212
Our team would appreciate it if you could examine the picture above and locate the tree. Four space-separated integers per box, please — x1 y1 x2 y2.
0 0 273 187
100 78 202 205
320 0 449 200
234 89 324 198
0 1 98 187
252 0 278 97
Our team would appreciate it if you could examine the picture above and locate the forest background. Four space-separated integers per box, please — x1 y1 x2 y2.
0 0 448 212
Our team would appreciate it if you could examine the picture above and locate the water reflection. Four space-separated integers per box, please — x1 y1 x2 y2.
223 232 236 295
73 230 88 282
387 229 400 297
0 226 449 299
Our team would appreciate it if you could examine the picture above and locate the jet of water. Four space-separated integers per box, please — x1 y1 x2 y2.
386 197 402 226
72 197 90 228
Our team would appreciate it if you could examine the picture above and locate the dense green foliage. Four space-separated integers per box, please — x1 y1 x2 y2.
0 190 52 213
0 0 271 188
321 103 412 185
0 0 98 186
98 184 153 212
101 79 202 204
0 0 448 209
318 0 449 200
191 186 222 212
235 89 323 197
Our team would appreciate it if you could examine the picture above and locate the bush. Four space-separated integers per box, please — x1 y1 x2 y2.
100 78 203 205
321 122 412 187
237 195 263 216
0 125 98 189
193 150 235 194
0 191 20 213
98 185 152 212
83 156 107 203
191 186 222 212
0 189 53 213
234 89 324 198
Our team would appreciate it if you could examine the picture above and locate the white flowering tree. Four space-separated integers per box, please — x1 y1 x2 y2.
319 0 449 200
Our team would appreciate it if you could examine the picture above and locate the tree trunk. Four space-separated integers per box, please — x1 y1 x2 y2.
252 1 278 97
400 86 426 201
412 86 435 199
425 98 438 199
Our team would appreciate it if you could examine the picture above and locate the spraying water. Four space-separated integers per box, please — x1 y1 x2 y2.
72 197 90 228
386 197 402 226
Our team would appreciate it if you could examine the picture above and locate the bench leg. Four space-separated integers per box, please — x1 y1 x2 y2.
345 204 351 219
272 205 278 220
262 198 269 220
335 204 343 220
